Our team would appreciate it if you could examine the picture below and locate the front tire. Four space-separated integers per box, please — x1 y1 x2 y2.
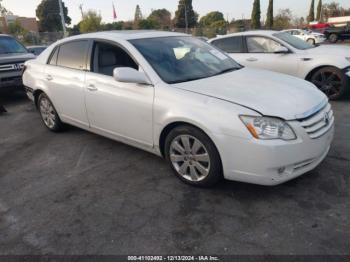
38 93 64 132
310 67 349 100
164 125 223 187
307 38 315 45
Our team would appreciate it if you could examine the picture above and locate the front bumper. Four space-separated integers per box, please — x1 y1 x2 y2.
216 122 334 186
0 71 23 88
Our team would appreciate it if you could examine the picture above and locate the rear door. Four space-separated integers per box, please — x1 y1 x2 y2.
44 40 90 127
210 36 249 66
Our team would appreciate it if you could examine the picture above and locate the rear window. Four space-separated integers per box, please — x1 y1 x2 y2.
211 37 244 53
56 40 89 70
0 36 27 54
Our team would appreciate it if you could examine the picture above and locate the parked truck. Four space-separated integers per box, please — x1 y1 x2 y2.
323 22 350 43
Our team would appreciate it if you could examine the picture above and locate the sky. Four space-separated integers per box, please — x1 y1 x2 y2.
2 0 350 26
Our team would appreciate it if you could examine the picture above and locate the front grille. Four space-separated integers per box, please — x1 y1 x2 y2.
299 103 334 139
0 62 25 72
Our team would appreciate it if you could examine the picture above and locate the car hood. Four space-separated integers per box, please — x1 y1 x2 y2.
0 52 35 63
306 44 350 56
172 68 327 120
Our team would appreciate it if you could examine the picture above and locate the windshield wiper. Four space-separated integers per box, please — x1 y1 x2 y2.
169 75 209 84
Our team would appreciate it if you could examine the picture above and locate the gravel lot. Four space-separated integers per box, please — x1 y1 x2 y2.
0 89 350 255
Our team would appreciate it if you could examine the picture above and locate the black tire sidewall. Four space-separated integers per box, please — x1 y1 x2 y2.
38 93 63 132
311 67 349 100
164 125 223 187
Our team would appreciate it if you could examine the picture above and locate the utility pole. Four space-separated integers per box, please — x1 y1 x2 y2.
184 3 188 34
58 0 67 37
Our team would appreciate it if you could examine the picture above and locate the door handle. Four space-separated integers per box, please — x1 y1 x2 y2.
87 84 98 91
246 57 258 62
46 74 53 81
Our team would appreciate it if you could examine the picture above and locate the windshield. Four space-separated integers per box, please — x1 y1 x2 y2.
130 36 241 84
274 32 315 50
0 36 28 54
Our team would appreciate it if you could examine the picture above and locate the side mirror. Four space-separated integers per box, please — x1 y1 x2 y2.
113 67 151 85
274 46 289 54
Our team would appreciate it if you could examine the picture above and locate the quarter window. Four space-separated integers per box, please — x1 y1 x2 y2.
56 40 89 70
211 37 244 53
48 47 59 65
246 36 283 53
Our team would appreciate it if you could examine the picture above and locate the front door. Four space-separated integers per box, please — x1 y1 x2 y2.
84 41 154 147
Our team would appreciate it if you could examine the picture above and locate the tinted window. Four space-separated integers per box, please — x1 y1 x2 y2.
57 41 89 70
92 42 138 76
211 37 244 53
0 36 27 54
247 36 283 53
48 47 59 65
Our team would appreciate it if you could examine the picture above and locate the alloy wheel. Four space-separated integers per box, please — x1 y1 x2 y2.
39 97 56 129
169 135 211 182
311 70 343 98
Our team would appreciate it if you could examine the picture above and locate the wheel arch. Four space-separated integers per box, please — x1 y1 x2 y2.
158 121 221 161
33 89 45 108
305 65 339 81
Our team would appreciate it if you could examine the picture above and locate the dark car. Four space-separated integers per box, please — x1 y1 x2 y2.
27 45 47 56
0 35 35 89
323 22 350 43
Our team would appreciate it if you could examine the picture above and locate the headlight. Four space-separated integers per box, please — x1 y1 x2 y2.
240 115 297 141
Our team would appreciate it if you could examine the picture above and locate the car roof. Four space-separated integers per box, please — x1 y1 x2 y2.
59 30 188 42
210 30 280 41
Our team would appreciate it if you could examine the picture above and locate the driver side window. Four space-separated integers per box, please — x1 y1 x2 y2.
91 41 138 76
247 36 283 53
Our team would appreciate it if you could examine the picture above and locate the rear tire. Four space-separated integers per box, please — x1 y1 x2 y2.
310 67 349 100
38 93 64 132
164 125 223 187
329 34 338 43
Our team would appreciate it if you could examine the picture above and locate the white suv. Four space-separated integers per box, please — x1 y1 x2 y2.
23 31 334 187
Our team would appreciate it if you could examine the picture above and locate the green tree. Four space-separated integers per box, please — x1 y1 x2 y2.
265 0 274 29
36 0 71 32
316 0 322 21
175 0 197 29
307 0 315 22
138 19 158 29
323 2 350 19
79 10 102 33
199 11 227 38
251 0 261 29
148 9 172 29
273 8 293 29
199 11 225 27
0 0 8 16
103 22 124 31
134 5 143 25
7 20 26 36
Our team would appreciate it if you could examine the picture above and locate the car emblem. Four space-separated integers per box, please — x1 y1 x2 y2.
324 112 330 125
13 63 24 71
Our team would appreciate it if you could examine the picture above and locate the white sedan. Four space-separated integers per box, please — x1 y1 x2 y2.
23 31 334 187
282 29 326 45
209 31 350 100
